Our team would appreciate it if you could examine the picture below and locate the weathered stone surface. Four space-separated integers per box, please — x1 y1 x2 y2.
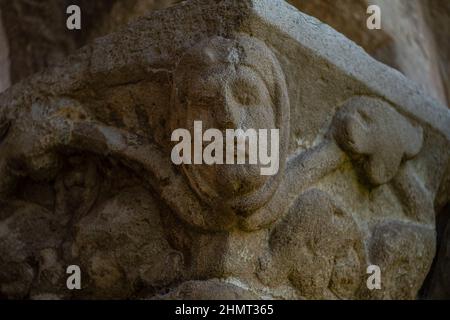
1 0 448 109
261 189 366 299
288 0 449 107
371 0 448 107
366 221 436 299
0 0 449 300
156 280 260 300
332 97 424 186
0 0 181 88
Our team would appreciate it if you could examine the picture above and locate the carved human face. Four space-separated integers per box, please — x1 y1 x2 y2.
184 63 275 196
172 36 289 213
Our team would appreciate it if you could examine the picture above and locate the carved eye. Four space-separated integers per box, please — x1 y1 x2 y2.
230 78 262 107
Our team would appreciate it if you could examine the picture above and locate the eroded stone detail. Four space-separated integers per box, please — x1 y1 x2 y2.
260 189 366 300
333 96 423 186
365 221 435 300
0 0 449 300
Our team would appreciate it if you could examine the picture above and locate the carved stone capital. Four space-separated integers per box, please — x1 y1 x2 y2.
0 0 449 299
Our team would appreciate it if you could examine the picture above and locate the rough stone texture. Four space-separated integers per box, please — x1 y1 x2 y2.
0 0 180 87
0 0 448 108
0 0 449 300
288 0 449 107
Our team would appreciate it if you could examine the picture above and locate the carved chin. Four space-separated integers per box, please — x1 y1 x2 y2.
216 164 269 195
183 164 272 206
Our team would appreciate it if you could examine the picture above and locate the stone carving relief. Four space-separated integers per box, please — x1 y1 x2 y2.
0 0 449 300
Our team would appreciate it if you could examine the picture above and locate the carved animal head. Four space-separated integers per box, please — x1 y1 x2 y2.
332 97 423 186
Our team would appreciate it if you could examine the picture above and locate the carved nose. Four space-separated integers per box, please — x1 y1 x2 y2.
217 100 242 131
